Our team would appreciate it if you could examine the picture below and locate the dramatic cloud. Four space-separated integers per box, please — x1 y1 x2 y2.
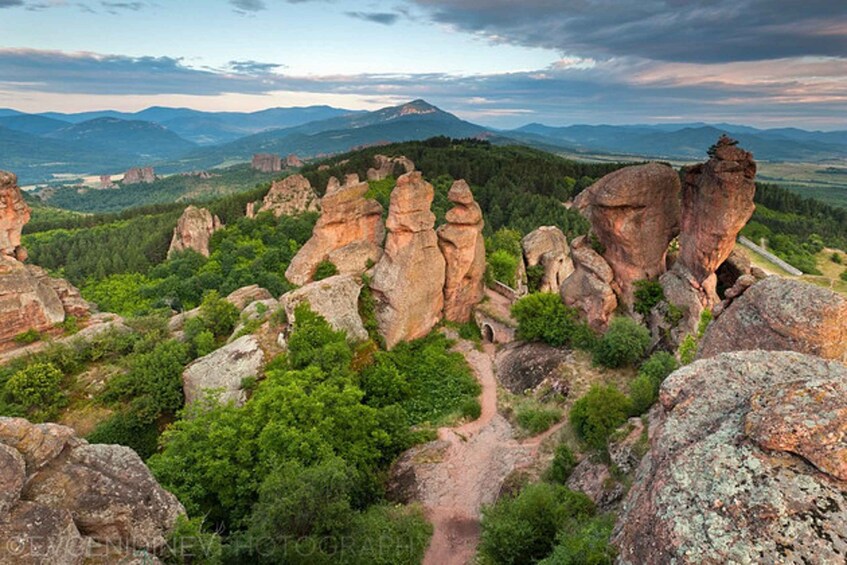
409 0 847 64
346 11 400 25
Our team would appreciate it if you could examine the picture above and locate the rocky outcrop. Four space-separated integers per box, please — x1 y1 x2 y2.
521 226 573 293
285 154 304 168
286 175 384 285
494 341 570 394
560 235 618 331
123 167 155 185
0 417 185 562
437 180 485 323
566 458 624 510
574 163 680 306
366 154 415 181
679 136 757 286
0 257 69 342
371 172 446 349
0 170 30 260
251 153 281 173
280 274 368 342
167 205 223 258
716 247 753 291
98 174 114 189
698 277 847 362
258 174 320 217
225 284 273 310
614 351 847 564
182 335 264 406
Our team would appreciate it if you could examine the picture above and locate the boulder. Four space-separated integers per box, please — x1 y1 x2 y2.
280 274 368 342
258 174 320 217
679 136 757 286
285 154 304 168
168 206 223 258
182 335 264 406
0 170 30 259
614 351 847 564
494 341 570 395
366 154 415 181
566 458 624 510
0 255 66 342
226 284 273 310
0 417 184 557
698 276 847 362
521 226 573 293
286 175 384 285
574 163 680 306
437 180 486 322
716 247 752 291
251 153 281 173
656 262 712 343
560 235 618 332
122 167 155 185
371 172 446 349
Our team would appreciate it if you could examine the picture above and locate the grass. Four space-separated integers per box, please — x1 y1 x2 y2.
743 243 847 297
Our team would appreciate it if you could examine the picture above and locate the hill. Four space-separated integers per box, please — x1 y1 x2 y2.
0 114 69 135
46 117 197 160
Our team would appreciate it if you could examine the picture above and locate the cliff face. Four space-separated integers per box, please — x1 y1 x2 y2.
123 167 155 185
258 174 320 217
168 205 223 258
251 153 281 173
0 170 30 261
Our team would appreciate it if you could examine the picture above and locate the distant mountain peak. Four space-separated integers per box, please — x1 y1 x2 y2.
393 99 440 117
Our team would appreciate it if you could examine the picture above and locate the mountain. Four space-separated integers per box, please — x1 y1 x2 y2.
45 117 197 161
0 114 71 135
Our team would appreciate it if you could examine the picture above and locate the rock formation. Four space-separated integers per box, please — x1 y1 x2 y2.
123 167 155 185
258 174 320 217
251 153 281 173
679 135 757 288
716 247 753 291
0 170 30 261
698 277 847 361
560 235 618 331
371 172 446 349
286 175 384 285
614 351 847 564
0 417 185 562
285 154 304 168
280 274 369 342
98 174 114 189
366 154 415 181
226 284 273 310
437 180 485 323
574 163 680 306
521 226 573 293
167 205 223 258
183 335 264 406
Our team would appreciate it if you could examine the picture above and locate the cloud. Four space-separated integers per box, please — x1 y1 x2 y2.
227 59 286 74
0 0 25 8
408 0 847 64
100 1 146 13
346 11 400 25
230 0 266 13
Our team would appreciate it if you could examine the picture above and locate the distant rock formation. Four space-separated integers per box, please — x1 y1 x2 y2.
168 205 223 258
280 274 369 342
98 174 114 189
366 154 415 181
614 351 847 564
285 154 304 168
123 167 155 185
560 235 618 331
371 172 446 349
286 175 384 285
574 163 680 306
0 417 185 562
251 153 281 173
437 180 485 323
0 170 30 261
258 174 321 217
698 277 847 362
521 226 573 293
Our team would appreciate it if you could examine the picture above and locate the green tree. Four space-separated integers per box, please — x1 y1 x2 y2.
512 293 593 349
3 362 66 421
592 318 651 368
569 385 632 449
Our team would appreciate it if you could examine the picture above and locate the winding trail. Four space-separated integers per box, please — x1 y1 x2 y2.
421 340 562 565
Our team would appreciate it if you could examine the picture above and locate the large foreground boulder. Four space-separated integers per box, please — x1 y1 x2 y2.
521 226 573 293
182 335 264 406
168 205 222 258
698 276 847 362
258 174 320 217
0 417 185 562
280 274 368 342
613 351 847 564
371 172 446 348
560 235 618 332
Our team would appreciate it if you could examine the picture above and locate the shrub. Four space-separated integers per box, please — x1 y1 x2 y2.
678 334 698 365
313 259 338 281
592 317 651 368
165 516 223 565
628 374 657 416
60 316 80 335
842 269 847 282
526 264 546 293
488 249 520 288
569 385 632 449
831 252 843 265
512 293 593 349
539 514 616 565
696 308 713 338
633 280 664 317
461 398 482 420
546 444 577 484
3 362 66 421
479 483 595 565
87 409 160 459
193 330 217 358
198 290 239 338
13 329 42 345
639 351 678 384
516 404 562 435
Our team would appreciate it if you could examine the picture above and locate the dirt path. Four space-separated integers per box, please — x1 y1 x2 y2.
421 341 560 565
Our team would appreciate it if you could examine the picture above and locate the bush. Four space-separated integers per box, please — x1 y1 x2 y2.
592 317 650 368
461 398 482 420
199 290 239 338
479 483 594 565
638 351 678 383
842 269 847 282
512 293 594 349
165 515 223 565
569 385 632 449
87 409 160 459
3 362 66 421
546 444 577 484
831 252 843 265
313 259 338 281
678 334 698 365
631 351 679 414
633 280 664 317
526 264 546 293
539 514 616 565
488 249 520 288
516 404 562 435
13 329 42 345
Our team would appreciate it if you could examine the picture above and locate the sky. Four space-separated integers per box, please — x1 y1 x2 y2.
0 0 845 129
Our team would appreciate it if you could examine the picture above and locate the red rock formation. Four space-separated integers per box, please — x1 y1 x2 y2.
560 236 618 332
371 172 446 348
437 180 485 323
521 226 573 293
122 167 155 185
679 135 756 286
285 154 304 168
251 153 282 173
574 163 681 306
98 174 114 189
0 171 30 260
285 175 384 285
258 174 320 217
168 206 223 258
366 154 415 181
